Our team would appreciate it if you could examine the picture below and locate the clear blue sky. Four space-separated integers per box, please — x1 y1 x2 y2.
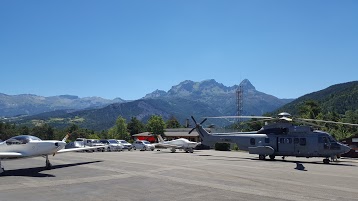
1 1 357 100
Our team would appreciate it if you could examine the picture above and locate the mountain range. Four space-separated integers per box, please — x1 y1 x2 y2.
0 94 125 117
2 79 293 130
143 79 292 115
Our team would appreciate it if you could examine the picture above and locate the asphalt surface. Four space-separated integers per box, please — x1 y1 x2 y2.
1 149 357 201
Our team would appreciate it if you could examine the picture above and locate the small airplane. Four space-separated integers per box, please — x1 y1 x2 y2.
154 135 201 153
189 113 355 164
0 134 105 174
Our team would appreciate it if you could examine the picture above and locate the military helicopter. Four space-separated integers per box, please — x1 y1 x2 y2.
189 112 356 164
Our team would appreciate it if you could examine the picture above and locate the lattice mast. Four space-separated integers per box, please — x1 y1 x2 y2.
236 84 243 128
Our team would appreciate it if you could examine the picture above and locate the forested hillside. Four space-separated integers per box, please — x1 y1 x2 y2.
277 81 358 115
269 81 358 140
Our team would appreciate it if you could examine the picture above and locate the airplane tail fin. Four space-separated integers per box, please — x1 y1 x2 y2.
157 135 165 142
62 133 70 142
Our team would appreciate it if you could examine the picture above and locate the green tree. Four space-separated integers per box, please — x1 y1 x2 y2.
127 117 145 135
299 100 321 119
88 133 100 139
108 116 130 140
46 126 55 140
66 124 80 141
107 127 117 139
166 116 181 128
20 126 30 135
147 115 165 137
116 116 129 140
31 124 53 140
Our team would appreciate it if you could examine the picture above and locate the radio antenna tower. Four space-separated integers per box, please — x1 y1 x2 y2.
236 83 243 129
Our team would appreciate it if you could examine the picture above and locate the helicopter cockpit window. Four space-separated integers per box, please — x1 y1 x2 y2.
250 138 255 145
319 136 328 143
328 136 336 143
330 142 340 150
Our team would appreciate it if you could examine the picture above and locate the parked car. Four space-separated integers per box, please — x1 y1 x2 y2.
65 138 85 149
132 140 155 151
117 140 132 151
86 139 106 152
99 139 123 151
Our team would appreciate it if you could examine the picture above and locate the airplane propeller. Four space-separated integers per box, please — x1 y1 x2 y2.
189 116 207 134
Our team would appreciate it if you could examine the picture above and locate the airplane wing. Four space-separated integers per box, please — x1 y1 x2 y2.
0 152 23 159
56 146 106 154
153 143 182 149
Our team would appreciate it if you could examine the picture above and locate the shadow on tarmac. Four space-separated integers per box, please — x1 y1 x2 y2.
0 160 103 177
153 150 203 154
197 154 356 167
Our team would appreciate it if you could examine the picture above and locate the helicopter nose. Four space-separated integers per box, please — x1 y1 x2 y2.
342 144 351 154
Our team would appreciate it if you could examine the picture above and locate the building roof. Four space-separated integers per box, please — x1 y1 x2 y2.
132 132 152 137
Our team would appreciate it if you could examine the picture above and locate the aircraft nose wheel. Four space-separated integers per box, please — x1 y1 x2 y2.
259 155 266 160
45 155 52 169
0 160 4 174
323 158 330 164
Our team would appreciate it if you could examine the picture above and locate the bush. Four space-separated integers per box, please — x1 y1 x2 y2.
195 144 211 150
232 144 239 151
215 143 230 151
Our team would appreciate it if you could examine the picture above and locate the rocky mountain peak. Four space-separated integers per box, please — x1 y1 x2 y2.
239 79 256 90
143 90 168 99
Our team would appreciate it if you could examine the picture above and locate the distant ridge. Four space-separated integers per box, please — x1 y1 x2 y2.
0 93 126 117
276 81 358 115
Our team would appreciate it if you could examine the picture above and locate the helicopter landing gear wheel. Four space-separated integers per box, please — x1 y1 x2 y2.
269 155 275 160
259 155 266 160
323 158 330 164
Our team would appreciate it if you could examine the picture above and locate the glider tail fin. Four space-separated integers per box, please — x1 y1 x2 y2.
62 133 70 142
157 135 165 143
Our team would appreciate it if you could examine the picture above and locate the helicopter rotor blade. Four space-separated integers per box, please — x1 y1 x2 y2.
189 116 205 134
294 119 324 128
200 118 208 125
191 116 198 125
205 116 273 119
297 118 358 127
188 127 196 134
